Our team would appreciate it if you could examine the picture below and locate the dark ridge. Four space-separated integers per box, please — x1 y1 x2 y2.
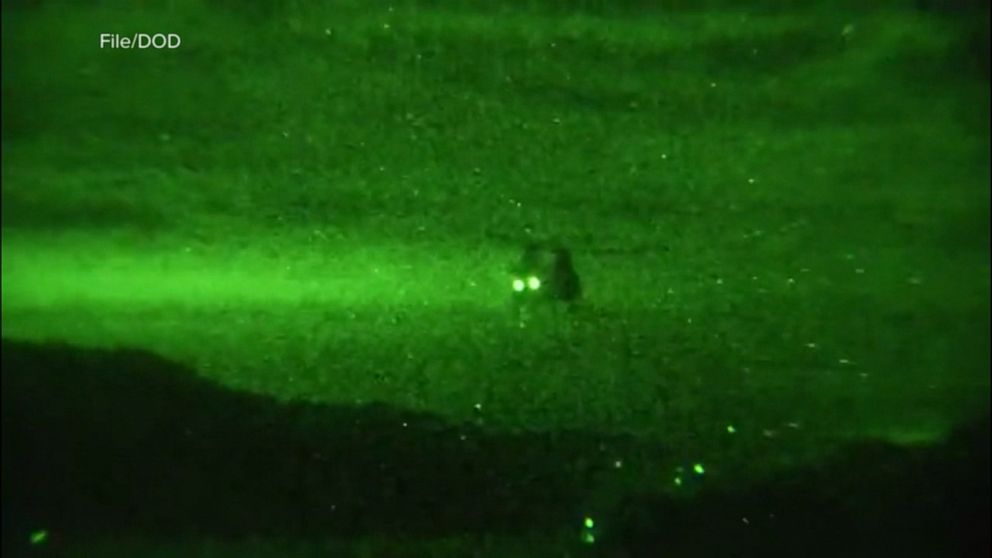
604 413 991 558
3 339 988 556
1 339 639 551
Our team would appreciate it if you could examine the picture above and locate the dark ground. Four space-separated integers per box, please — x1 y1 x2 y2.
2 339 988 557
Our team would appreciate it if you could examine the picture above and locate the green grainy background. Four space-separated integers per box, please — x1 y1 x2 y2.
1 0 989 555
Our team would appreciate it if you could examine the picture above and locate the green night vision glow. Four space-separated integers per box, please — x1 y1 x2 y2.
527 276 541 290
727 424 736 434
674 476 683 486
512 278 526 292
582 531 596 544
29 530 48 545
584 517 595 529
694 463 705 475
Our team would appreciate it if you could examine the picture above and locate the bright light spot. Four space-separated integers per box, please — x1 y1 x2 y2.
839 358 851 365
512 278 525 292
747 177 755 184
584 517 595 529
855 268 865 274
614 459 623 469
30 530 47 545
726 425 736 434
527 276 541 290
474 402 482 411
582 531 596 544
806 342 818 349
693 463 705 475
674 476 683 486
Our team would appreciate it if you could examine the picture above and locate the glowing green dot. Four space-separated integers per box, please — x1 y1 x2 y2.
512 278 525 292
581 531 596 544
527 276 541 290
693 463 705 475
674 476 683 486
584 517 595 529
727 425 736 434
29 530 47 545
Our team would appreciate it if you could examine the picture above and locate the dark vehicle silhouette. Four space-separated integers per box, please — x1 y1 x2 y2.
508 243 582 326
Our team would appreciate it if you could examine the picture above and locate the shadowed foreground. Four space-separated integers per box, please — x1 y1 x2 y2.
608 416 990 557
0 340 624 538
2 339 988 557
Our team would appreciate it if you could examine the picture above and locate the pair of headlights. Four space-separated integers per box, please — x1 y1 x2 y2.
512 276 542 292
